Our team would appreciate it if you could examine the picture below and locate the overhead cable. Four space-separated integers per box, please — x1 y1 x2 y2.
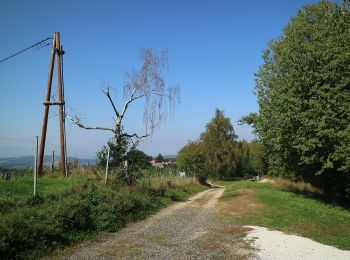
0 37 52 64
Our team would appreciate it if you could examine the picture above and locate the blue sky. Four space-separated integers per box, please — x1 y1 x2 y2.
0 0 321 158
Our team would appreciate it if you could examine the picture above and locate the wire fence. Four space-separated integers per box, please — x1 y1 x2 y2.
0 138 188 181
0 137 96 176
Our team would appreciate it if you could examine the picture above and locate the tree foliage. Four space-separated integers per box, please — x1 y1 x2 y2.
155 153 164 163
177 109 267 181
96 137 129 167
235 140 252 177
249 141 267 177
200 109 237 179
242 0 350 203
176 141 205 178
126 149 152 170
96 138 151 171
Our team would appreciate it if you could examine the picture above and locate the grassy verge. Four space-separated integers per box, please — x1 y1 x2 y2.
217 180 350 250
0 175 205 259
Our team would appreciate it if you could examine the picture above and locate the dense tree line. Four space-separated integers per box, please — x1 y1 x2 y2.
177 109 266 181
242 0 350 204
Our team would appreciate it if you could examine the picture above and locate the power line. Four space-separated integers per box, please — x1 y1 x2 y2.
0 146 34 150
0 137 35 143
0 37 52 64
0 137 96 154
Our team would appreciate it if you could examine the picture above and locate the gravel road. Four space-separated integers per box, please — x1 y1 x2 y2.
58 188 253 260
245 226 350 260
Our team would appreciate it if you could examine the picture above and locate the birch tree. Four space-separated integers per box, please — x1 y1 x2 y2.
67 48 180 148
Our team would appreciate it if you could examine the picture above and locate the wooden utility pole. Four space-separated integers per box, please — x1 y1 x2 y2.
37 32 67 177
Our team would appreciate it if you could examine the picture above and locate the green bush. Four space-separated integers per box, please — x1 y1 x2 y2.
0 176 204 259
53 197 92 231
112 166 145 186
0 209 64 259
90 200 124 231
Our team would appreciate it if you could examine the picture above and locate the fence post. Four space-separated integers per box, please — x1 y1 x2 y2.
34 136 38 196
51 150 55 171
104 146 110 185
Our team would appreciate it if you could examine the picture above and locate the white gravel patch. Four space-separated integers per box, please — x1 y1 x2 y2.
245 225 350 260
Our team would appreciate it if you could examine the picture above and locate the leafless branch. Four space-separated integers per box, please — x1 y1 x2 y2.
119 91 149 121
65 114 115 133
103 87 120 118
121 132 149 139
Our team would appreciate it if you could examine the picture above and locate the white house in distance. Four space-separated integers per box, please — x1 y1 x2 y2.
149 160 176 169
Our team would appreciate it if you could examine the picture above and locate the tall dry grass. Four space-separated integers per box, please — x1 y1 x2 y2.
261 177 321 195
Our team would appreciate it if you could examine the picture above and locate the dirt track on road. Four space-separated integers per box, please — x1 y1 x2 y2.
57 187 253 260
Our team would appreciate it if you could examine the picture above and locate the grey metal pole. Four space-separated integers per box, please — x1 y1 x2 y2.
34 136 38 196
105 146 110 185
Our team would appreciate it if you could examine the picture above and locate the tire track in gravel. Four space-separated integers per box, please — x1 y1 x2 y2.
58 188 253 260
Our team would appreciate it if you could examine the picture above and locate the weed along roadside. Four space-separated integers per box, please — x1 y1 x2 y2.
216 179 350 251
0 175 206 260
4 175 350 259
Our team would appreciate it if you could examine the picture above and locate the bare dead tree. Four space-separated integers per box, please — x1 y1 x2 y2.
66 48 180 146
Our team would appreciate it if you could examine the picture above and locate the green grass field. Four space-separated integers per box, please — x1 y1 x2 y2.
219 180 350 250
0 175 81 197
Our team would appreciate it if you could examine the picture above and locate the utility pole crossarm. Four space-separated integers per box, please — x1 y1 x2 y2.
43 101 65 105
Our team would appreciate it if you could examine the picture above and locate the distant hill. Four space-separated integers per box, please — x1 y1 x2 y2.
0 156 96 169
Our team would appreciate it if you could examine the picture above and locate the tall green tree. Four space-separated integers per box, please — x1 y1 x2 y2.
235 140 253 177
177 141 205 180
249 141 267 177
126 149 152 169
201 109 237 179
242 1 350 203
96 137 129 167
155 153 164 162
